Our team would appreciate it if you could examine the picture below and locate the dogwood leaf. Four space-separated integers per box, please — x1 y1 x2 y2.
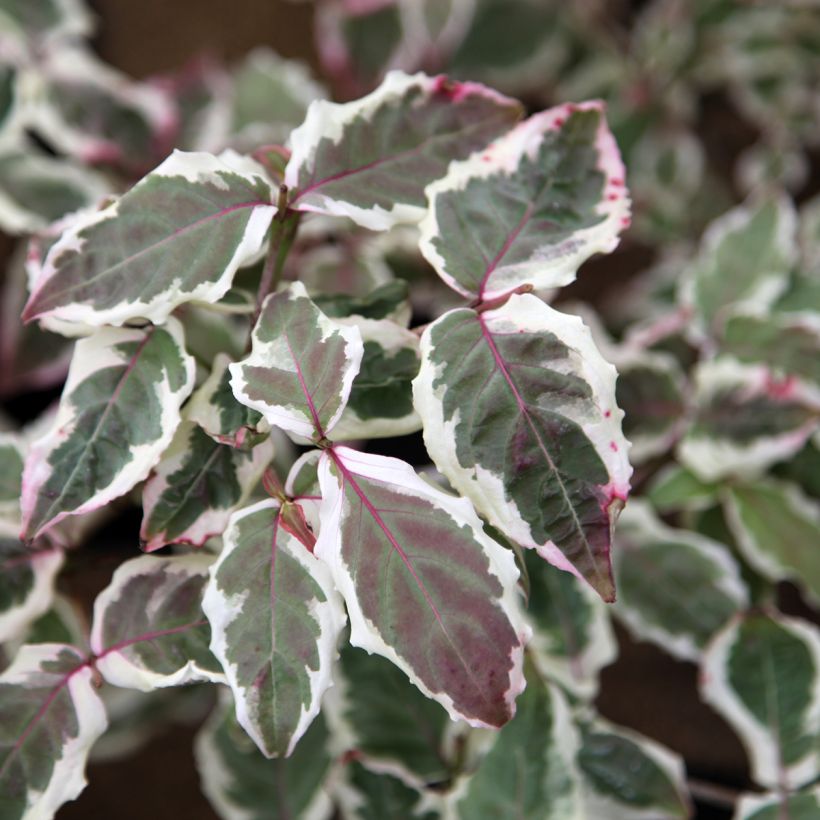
735 787 820 820
0 644 107 820
700 612 820 790
230 282 363 441
285 70 522 230
202 499 344 758
316 447 527 728
20 320 195 541
91 553 224 690
414 294 631 601
420 102 630 299
23 150 276 327
646 465 718 513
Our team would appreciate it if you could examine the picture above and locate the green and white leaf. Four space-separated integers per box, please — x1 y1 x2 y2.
20 319 195 540
91 553 224 691
0 0 93 46
285 70 522 230
646 465 719 513
202 499 345 758
414 293 632 601
312 279 412 327
230 282 363 441
316 447 528 728
735 786 820 820
23 149 276 327
0 433 25 521
0 643 107 820
420 101 630 299
700 612 820 790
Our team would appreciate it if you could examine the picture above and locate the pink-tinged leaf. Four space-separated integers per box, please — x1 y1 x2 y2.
285 70 523 230
0 644 107 820
413 294 632 601
90 554 224 691
202 499 345 758
230 282 364 442
420 101 630 300
315 446 528 728
20 319 195 541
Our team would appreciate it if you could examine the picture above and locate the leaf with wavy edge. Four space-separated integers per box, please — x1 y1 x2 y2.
316 446 527 728
420 101 630 300
23 150 276 328
413 293 631 601
202 498 344 758
0 643 107 820
285 70 522 230
90 553 224 691
230 282 363 442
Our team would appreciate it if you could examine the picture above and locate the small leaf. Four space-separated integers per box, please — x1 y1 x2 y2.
0 433 25 519
735 786 820 820
90 553 224 690
23 150 276 327
701 612 820 791
0 643 107 820
230 281 363 441
285 70 523 230
202 499 345 758
312 280 411 324
316 447 528 728
20 319 195 540
0 0 93 44
645 465 718 513
420 102 630 299
414 294 631 601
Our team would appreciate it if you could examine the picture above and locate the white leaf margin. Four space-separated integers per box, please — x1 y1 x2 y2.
734 786 820 820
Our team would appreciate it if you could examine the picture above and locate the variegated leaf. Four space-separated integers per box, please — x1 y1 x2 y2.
20 320 195 541
413 294 631 601
312 280 411 326
724 480 820 605
285 449 322 500
0 0 93 45
285 70 522 230
577 719 690 820
195 692 334 820
23 150 276 327
612 501 747 661
700 612 820 790
646 465 718 513
735 786 820 820
140 422 273 551
202 499 345 758
316 447 528 728
230 282 363 441
420 101 630 299
90 554 224 690
0 643 107 820
0 433 25 521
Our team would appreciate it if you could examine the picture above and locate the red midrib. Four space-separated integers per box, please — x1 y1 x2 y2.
477 203 534 299
284 332 324 438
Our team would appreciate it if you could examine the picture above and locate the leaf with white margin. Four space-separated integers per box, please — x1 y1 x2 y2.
20 319 195 541
285 70 522 230
677 358 820 482
195 691 334 820
681 196 797 336
524 550 617 700
202 498 345 758
0 643 107 820
735 786 820 820
723 479 820 605
445 672 581 819
316 446 527 729
140 422 274 551
0 0 93 45
0 521 63 643
0 433 25 520
332 318 421 439
646 465 718 513
312 280 412 327
285 449 322 500
420 101 630 300
230 282 363 442
413 293 631 602
700 611 820 791
612 501 747 661
576 718 690 820
90 553 224 691
23 150 276 328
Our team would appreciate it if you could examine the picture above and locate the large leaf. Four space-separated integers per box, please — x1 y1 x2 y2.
700 612 820 790
23 150 276 327
90 554 224 690
202 499 345 758
420 101 630 299
285 70 522 230
0 643 107 820
316 447 527 728
20 319 195 541
413 293 631 601
230 282 363 441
